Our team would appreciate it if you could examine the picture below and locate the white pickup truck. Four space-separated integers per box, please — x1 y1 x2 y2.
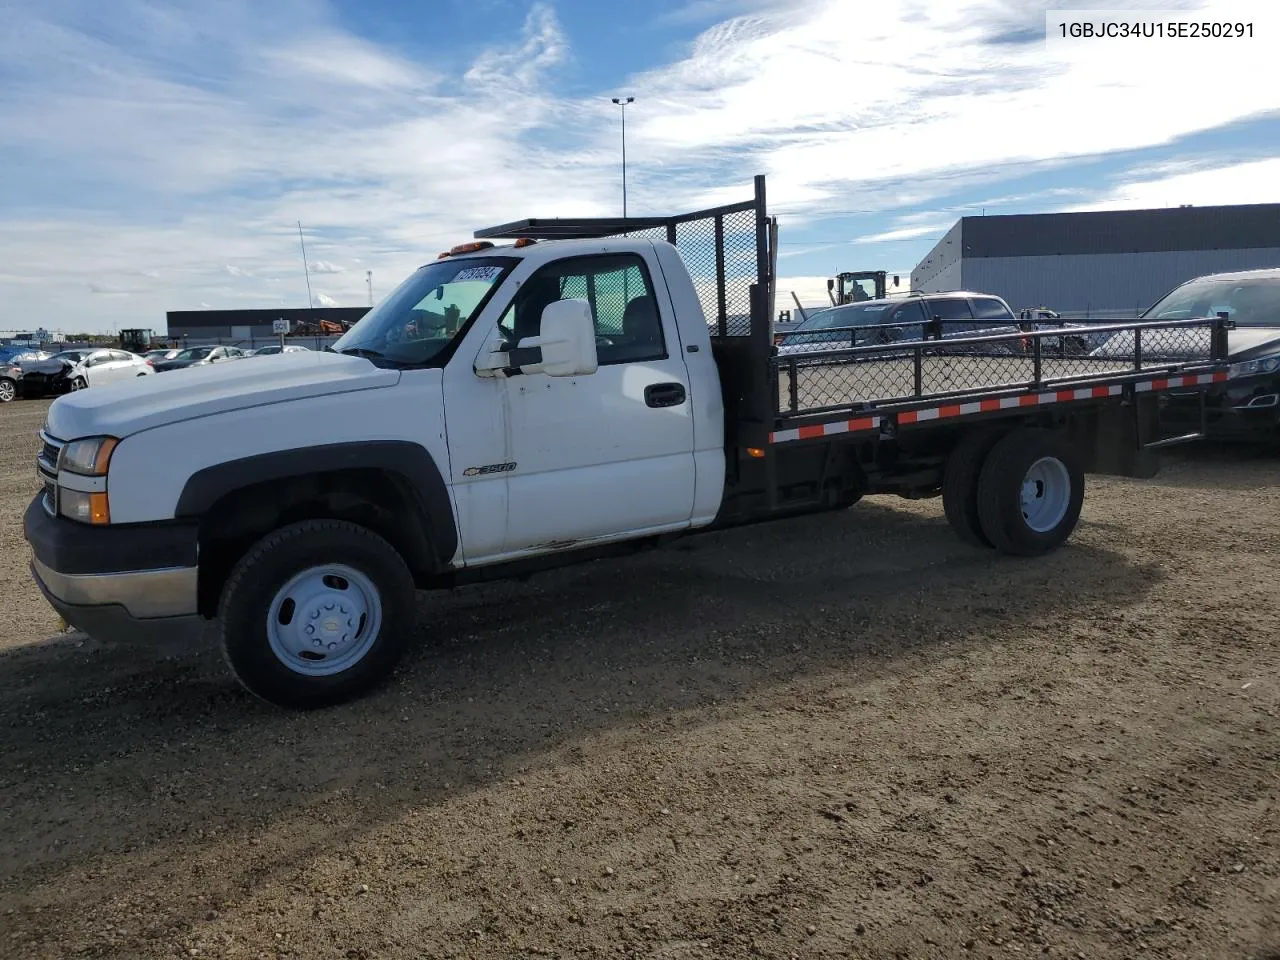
25 177 1234 708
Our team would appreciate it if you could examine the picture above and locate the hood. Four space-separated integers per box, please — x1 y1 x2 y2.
152 358 205 371
1226 327 1280 359
46 350 400 440
1090 326 1280 361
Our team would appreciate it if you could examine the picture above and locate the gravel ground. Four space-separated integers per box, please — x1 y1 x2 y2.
0 397 1276 960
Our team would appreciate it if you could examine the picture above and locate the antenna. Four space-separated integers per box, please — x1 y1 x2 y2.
366 269 373 306
297 221 314 308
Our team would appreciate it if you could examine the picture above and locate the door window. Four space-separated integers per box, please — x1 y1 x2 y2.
928 297 976 334
499 254 666 364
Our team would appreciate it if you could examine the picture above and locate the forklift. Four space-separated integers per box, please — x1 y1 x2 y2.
827 270 900 306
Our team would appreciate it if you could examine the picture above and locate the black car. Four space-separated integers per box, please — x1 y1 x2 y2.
152 345 248 372
1129 268 1280 442
0 350 53 403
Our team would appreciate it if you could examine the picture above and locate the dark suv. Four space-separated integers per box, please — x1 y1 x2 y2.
775 291 1021 356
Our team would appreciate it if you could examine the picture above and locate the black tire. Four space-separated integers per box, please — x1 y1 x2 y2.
975 428 1084 557
942 427 1005 547
218 519 416 709
0 378 15 403
70 376 87 391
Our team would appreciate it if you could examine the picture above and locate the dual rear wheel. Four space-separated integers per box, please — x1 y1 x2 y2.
942 427 1084 556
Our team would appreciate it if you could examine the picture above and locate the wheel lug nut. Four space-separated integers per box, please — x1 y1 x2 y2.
324 602 334 610
306 626 314 635
328 642 337 650
313 639 322 647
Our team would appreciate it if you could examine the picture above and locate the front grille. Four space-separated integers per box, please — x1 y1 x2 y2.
37 430 63 515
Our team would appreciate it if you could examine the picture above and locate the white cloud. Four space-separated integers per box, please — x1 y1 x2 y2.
308 260 343 274
1060 157 1280 213
0 0 1276 331
855 223 953 244
312 292 339 307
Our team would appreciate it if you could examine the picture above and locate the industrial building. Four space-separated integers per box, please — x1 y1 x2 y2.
911 203 1280 318
165 306 370 341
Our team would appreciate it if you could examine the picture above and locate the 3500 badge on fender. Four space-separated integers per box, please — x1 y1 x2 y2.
463 462 517 477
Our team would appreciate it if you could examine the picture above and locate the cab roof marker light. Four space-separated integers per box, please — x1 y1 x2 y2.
449 240 495 256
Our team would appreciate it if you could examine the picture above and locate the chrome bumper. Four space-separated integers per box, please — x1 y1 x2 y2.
32 556 198 619
30 558 206 646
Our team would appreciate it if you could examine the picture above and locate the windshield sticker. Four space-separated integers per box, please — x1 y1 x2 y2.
453 265 504 283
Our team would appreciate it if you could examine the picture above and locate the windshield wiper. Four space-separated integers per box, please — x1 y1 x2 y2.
334 346 415 368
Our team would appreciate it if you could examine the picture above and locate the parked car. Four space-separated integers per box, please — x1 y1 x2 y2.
144 348 181 364
775 291 1023 357
18 348 153 396
152 345 249 372
0 349 53 402
1094 268 1280 442
250 344 311 357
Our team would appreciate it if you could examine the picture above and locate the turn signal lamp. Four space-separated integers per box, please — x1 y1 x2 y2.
513 237 537 248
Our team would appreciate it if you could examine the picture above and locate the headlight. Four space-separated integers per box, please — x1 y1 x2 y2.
58 436 118 476
1229 355 1280 379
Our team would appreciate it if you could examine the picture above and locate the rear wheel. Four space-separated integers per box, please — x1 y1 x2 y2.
218 519 416 708
0 378 15 403
942 427 1004 547
976 428 1084 556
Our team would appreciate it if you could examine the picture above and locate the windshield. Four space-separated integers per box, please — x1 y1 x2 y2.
1143 277 1280 327
781 302 897 347
52 351 85 362
173 348 212 361
333 256 517 365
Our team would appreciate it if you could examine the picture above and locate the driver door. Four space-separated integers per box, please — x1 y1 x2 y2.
445 251 697 561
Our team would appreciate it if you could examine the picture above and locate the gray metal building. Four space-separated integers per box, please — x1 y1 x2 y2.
165 307 370 341
911 203 1280 318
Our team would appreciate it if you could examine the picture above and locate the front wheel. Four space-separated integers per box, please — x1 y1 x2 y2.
218 520 416 708
976 428 1084 556
0 378 15 403
70 376 87 391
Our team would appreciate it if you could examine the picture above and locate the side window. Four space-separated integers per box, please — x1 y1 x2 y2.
890 300 929 324
971 297 1014 321
928 297 975 334
111 350 133 362
499 254 666 364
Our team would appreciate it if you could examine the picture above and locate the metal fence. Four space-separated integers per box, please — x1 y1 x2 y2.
773 315 1232 418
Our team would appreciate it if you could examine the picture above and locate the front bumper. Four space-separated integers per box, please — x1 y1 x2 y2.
23 495 206 645
1160 376 1280 441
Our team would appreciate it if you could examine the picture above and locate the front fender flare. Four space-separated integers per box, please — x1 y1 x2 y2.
174 440 458 570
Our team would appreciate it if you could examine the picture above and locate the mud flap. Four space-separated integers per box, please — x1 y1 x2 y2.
1068 395 1162 479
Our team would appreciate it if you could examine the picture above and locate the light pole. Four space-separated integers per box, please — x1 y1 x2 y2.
611 96 634 218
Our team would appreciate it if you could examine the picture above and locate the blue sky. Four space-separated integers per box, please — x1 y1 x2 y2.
1 0 1278 331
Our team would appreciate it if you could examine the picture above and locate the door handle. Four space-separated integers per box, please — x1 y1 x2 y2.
644 382 686 408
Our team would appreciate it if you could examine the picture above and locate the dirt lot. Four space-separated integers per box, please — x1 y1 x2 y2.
0 398 1276 960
